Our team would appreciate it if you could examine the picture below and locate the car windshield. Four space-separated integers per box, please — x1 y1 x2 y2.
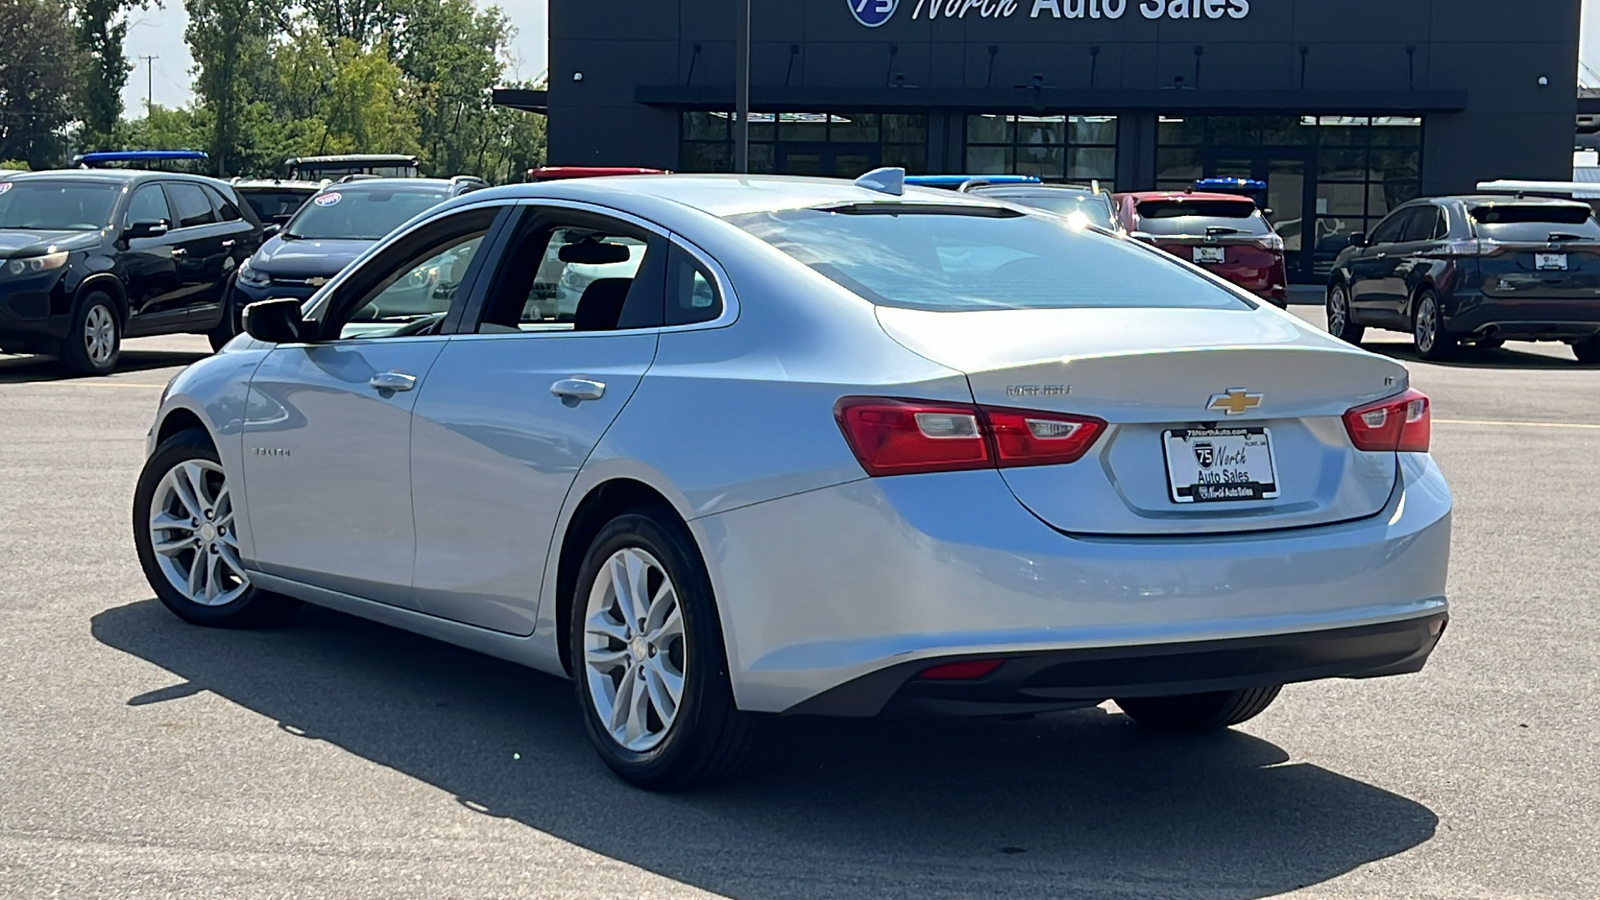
0 180 121 231
284 188 447 240
726 205 1251 312
239 189 314 223
1134 200 1272 237
1469 205 1600 241
987 192 1115 229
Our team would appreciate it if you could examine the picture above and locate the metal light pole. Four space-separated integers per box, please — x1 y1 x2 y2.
141 55 158 114
734 0 750 173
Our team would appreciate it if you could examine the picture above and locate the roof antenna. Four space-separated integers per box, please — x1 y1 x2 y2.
855 166 905 196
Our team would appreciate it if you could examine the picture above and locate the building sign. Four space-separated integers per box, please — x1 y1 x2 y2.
851 0 1249 23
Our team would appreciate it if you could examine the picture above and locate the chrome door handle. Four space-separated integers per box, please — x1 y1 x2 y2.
551 378 605 404
221 239 236 248
170 247 187 257
369 371 418 392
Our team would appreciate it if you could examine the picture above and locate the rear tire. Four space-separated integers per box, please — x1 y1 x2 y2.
1326 282 1364 345
1574 337 1600 364
133 427 299 628
1115 685 1282 732
1412 290 1455 361
569 507 761 790
59 291 121 375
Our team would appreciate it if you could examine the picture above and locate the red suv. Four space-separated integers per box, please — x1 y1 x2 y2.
1115 191 1288 306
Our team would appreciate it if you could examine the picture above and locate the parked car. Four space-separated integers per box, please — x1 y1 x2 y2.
1116 191 1289 306
1327 195 1600 362
227 178 481 346
135 169 1449 790
230 179 320 226
903 174 1041 189
964 182 1119 232
0 169 263 373
285 154 420 181
527 167 666 182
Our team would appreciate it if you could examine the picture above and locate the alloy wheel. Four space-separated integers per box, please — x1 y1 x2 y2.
84 304 116 366
146 459 249 606
582 547 686 752
1329 286 1349 335
1415 297 1438 354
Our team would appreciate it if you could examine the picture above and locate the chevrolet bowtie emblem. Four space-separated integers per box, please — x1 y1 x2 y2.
1207 388 1263 416
307 276 327 287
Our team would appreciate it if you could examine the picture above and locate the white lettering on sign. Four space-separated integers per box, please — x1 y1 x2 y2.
910 0 1019 20
1139 0 1247 18
889 0 1243 21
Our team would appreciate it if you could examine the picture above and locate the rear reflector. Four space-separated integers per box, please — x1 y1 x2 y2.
918 659 1004 680
1343 388 1430 452
835 397 1106 476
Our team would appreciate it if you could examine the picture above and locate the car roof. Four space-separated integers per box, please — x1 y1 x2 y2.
1119 190 1259 204
233 179 321 190
0 168 222 186
314 177 456 193
971 184 1106 197
1439 194 1594 209
441 174 1006 220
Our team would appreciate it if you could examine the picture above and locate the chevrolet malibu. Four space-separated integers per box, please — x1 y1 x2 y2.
134 171 1451 790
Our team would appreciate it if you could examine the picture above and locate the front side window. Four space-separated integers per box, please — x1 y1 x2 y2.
167 183 217 228
125 184 172 227
286 187 448 241
338 233 487 339
0 180 120 230
728 205 1250 313
478 216 665 333
1366 210 1409 245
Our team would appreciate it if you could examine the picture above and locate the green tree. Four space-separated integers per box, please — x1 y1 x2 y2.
318 38 419 156
73 0 148 146
184 0 277 175
395 0 506 175
0 0 87 166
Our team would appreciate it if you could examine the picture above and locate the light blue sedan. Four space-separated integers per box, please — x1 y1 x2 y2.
134 170 1450 790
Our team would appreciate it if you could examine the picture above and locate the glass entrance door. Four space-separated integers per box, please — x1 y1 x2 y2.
1204 150 1312 280
776 142 879 178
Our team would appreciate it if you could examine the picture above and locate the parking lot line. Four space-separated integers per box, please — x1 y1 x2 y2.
1434 417 1600 430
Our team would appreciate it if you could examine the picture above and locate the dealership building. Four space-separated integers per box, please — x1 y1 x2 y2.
509 0 1582 280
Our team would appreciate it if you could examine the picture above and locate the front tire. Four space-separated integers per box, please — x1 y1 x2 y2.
1115 686 1282 732
1326 282 1364 345
569 507 760 790
59 291 121 375
133 427 298 628
1412 290 1455 361
1574 337 1600 364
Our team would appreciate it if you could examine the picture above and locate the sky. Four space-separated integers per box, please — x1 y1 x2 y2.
121 0 1596 113
118 0 551 113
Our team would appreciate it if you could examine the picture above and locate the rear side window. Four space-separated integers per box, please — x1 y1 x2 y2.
1400 207 1444 242
727 205 1251 312
1469 204 1600 241
666 245 722 326
167 183 217 228
1133 200 1271 237
204 186 244 222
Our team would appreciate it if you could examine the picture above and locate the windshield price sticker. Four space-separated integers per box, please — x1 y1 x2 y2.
314 192 342 207
1163 427 1279 503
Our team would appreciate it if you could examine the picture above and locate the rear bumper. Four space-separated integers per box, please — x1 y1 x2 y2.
694 454 1451 715
1446 292 1600 341
791 613 1448 717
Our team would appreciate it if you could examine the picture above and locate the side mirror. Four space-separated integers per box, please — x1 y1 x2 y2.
243 297 310 344
125 219 169 240
261 223 281 239
1348 231 1367 248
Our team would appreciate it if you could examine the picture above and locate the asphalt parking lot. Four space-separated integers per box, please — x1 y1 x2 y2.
2 309 1597 900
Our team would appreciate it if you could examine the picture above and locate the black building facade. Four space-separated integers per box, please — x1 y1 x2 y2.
542 0 1580 279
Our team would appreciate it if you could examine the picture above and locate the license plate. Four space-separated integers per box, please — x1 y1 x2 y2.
1536 253 1568 271
1193 246 1226 264
1162 427 1280 504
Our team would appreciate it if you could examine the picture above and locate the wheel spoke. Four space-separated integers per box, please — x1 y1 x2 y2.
584 609 628 644
170 472 203 521
608 665 638 735
647 603 682 644
585 647 630 671
151 534 195 556
182 462 215 510
185 548 206 599
623 665 651 745
217 544 249 583
645 658 683 710
623 551 651 628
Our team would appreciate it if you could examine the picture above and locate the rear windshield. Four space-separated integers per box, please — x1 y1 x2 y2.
239 189 314 223
726 205 1252 312
987 192 1115 229
0 180 121 231
1469 205 1600 241
284 187 447 240
1134 200 1272 237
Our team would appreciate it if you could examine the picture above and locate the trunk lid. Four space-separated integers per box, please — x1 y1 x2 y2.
1471 202 1600 300
876 306 1409 536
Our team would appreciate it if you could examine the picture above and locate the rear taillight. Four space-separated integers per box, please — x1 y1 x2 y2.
1342 388 1430 452
1421 239 1483 258
1257 233 1285 251
834 397 1106 476
919 659 1004 680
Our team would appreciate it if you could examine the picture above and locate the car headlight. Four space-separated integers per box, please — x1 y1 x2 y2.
5 251 68 276
237 258 271 288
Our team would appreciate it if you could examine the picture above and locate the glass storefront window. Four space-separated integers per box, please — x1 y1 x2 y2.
964 113 1117 184
679 111 928 177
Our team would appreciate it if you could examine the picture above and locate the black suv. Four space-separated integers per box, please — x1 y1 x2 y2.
1327 196 1600 362
0 170 264 373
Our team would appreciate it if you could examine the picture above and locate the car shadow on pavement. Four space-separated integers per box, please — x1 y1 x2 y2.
0 348 207 384
1360 341 1596 370
92 600 1438 900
